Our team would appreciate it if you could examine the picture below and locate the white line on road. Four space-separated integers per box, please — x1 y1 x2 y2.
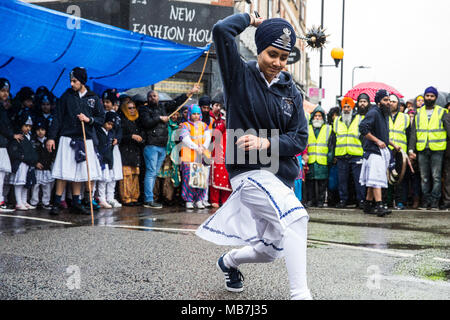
104 224 197 233
433 257 450 263
0 214 73 225
307 239 415 258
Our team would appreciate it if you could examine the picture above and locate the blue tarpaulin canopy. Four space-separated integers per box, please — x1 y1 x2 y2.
0 0 209 97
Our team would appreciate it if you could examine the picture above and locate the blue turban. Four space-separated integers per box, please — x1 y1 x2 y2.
424 86 438 97
255 18 296 54
375 89 389 104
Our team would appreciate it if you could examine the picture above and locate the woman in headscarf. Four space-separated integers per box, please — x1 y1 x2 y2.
118 100 144 206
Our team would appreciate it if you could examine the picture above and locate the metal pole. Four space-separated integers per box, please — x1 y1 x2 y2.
319 0 324 97
352 66 356 88
340 0 345 97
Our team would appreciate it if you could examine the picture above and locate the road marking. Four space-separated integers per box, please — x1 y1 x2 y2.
104 225 197 233
105 224 415 258
307 240 415 258
0 214 73 225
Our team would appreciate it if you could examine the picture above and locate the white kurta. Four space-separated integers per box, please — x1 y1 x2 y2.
196 169 309 259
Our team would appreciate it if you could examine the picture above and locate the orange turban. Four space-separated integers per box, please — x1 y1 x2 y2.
341 97 355 109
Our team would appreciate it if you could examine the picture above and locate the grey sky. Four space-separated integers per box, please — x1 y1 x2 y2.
306 0 450 110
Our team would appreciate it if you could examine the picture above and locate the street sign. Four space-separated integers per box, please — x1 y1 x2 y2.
287 46 301 65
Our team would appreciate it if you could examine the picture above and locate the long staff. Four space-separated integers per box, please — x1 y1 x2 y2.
81 121 94 226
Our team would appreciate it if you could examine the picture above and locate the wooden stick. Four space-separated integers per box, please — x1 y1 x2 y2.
168 48 211 118
81 121 94 226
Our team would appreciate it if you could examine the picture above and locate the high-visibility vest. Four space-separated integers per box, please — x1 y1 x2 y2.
389 112 410 152
308 124 331 165
180 122 210 162
333 115 364 156
415 105 448 151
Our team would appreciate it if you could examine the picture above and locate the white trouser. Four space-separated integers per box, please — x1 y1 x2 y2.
30 182 54 206
14 185 28 206
97 180 116 202
224 217 311 300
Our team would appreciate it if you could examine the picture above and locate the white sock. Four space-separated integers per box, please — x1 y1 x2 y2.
14 185 24 206
283 217 312 300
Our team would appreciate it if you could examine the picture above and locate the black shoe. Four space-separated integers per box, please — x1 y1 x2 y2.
49 205 61 215
358 200 365 210
143 201 163 209
430 200 439 211
336 201 347 209
375 204 389 217
306 201 314 208
419 201 430 210
71 203 91 215
363 200 375 214
317 202 324 208
216 254 244 292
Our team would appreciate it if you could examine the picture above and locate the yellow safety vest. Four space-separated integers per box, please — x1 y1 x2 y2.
181 122 210 162
308 124 331 165
333 115 364 156
389 112 410 152
415 105 448 151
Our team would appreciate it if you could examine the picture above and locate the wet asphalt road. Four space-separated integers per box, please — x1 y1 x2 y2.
0 205 449 300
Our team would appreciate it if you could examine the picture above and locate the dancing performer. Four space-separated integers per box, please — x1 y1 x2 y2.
196 13 311 300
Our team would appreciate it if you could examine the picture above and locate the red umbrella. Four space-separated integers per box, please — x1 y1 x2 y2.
345 82 404 102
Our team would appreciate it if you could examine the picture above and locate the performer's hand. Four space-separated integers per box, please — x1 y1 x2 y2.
376 140 386 149
393 144 401 152
13 134 23 142
160 116 169 123
46 139 55 153
236 135 269 151
409 152 416 161
187 84 200 97
249 13 264 27
77 113 91 123
112 139 118 146
36 163 44 170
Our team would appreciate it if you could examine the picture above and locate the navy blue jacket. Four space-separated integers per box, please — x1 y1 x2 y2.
48 88 105 141
213 13 308 187
95 126 114 168
0 103 15 148
359 105 390 158
7 135 38 173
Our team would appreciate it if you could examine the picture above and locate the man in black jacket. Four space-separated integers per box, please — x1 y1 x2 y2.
359 89 395 217
46 67 105 215
138 85 199 208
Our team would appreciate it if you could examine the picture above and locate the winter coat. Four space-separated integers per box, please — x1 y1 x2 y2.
138 94 188 147
119 114 144 168
48 88 105 141
95 126 114 168
359 105 390 158
32 136 55 170
0 103 15 148
7 135 38 173
212 13 308 188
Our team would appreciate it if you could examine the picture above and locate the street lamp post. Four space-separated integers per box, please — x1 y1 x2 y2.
352 65 371 88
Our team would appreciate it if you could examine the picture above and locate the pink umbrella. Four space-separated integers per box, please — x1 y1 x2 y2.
345 82 404 102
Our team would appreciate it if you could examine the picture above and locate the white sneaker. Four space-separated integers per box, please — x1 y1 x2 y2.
186 202 194 209
108 199 122 208
25 203 36 210
0 202 15 212
99 200 112 209
195 201 205 209
203 201 211 208
15 204 28 211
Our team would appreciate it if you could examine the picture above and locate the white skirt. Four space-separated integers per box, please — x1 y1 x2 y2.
9 162 29 185
51 136 102 182
359 148 390 188
196 169 309 259
35 169 54 185
111 145 123 181
0 148 11 173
